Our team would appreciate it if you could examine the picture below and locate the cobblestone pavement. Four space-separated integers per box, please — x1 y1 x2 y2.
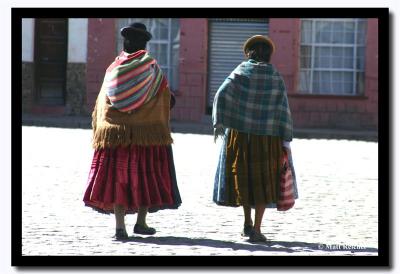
22 126 378 256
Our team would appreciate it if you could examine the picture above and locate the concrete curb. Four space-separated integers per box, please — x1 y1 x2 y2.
21 115 378 141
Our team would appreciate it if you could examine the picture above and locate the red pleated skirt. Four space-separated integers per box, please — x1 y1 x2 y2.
83 145 181 214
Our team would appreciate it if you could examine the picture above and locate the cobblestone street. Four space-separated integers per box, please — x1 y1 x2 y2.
22 126 378 256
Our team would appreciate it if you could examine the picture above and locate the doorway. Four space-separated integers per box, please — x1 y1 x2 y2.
34 18 68 105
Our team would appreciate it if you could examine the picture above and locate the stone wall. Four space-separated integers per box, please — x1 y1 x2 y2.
66 63 87 115
22 62 88 115
22 62 34 113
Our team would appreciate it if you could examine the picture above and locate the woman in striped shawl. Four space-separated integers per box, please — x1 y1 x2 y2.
83 23 181 240
212 35 298 243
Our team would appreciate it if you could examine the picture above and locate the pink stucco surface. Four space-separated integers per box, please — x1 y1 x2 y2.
86 18 116 112
269 18 378 130
170 19 208 122
269 18 301 95
84 18 379 130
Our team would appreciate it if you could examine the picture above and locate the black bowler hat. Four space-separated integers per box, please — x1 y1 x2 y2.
120 22 152 41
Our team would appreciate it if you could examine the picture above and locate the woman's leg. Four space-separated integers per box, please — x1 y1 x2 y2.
241 205 253 236
136 206 149 226
243 205 253 225
248 204 268 242
114 204 126 230
254 204 266 233
134 206 156 235
114 204 128 239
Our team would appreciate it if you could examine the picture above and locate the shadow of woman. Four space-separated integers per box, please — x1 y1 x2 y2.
114 236 378 254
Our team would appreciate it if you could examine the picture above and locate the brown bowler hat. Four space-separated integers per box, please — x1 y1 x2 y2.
243 35 276 54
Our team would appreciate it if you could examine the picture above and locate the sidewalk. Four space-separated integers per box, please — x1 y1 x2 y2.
21 126 379 256
21 114 378 141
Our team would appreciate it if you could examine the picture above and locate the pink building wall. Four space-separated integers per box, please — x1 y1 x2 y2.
86 18 116 112
269 18 378 130
85 18 378 131
171 19 208 122
269 18 300 95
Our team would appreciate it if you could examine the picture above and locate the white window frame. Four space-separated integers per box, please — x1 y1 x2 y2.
117 18 180 91
299 18 366 95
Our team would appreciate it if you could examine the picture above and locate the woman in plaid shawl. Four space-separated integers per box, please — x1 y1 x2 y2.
83 23 181 240
212 35 298 243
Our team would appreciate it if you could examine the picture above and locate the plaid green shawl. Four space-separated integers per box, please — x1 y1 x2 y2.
212 59 293 141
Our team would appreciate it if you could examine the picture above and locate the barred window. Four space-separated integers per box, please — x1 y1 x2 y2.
299 18 367 95
117 18 180 92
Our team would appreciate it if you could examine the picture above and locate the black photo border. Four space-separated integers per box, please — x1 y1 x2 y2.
12 7 390 268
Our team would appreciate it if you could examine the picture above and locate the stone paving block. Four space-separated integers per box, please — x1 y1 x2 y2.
22 127 379 256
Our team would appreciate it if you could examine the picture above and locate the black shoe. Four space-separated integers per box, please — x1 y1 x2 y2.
114 228 128 240
134 224 156 235
241 224 253 237
249 230 267 243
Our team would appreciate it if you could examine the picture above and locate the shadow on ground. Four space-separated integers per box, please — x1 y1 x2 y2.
115 236 378 254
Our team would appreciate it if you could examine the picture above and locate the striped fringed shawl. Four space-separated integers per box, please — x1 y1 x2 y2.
103 50 167 112
212 59 293 141
91 74 173 149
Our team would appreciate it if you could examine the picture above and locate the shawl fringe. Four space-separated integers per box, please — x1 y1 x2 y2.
92 124 173 149
91 81 172 149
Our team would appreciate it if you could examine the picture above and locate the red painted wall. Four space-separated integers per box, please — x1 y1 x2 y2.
269 18 300 95
364 18 379 128
86 18 116 113
84 18 378 131
170 18 208 122
269 18 378 130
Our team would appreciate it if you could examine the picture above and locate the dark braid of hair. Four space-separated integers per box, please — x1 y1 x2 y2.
246 42 272 63
123 33 148 54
